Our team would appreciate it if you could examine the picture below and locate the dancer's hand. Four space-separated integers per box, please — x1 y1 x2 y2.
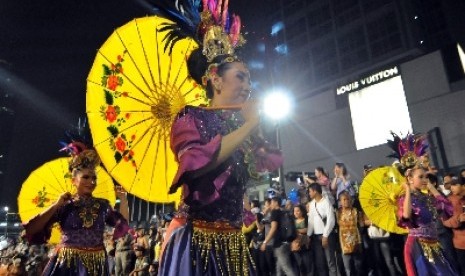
240 100 260 129
56 192 72 208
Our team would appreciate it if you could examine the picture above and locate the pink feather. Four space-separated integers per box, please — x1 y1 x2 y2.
222 0 229 27
229 15 241 45
216 0 223 23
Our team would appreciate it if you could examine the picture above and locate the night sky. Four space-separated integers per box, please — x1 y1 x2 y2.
0 0 268 211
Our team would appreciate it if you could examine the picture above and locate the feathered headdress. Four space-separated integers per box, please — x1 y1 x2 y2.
150 0 245 58
387 131 428 172
59 118 100 172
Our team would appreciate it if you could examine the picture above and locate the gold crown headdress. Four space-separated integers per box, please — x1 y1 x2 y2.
387 132 429 173
153 0 245 80
197 2 246 62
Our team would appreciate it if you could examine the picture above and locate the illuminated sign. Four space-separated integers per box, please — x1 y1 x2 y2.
337 66 400 95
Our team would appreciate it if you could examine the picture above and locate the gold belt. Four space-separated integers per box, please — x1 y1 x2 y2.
417 238 445 263
193 220 239 232
56 246 106 276
192 220 254 276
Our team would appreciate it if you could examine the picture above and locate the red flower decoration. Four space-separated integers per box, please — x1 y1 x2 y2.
122 92 129 97
107 75 119 90
105 105 117 123
131 134 136 141
129 150 134 157
210 66 218 75
125 113 130 119
115 137 126 152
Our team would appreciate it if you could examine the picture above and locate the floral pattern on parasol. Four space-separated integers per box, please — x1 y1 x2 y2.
86 16 208 204
359 166 408 235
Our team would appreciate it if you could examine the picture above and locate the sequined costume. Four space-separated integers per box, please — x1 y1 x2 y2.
397 191 459 275
25 197 129 276
159 106 282 276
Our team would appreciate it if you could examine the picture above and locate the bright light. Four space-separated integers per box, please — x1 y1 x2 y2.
263 91 291 120
3 207 8 212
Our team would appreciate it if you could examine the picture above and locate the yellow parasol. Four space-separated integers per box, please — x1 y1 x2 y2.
86 16 208 204
358 166 408 234
18 158 116 244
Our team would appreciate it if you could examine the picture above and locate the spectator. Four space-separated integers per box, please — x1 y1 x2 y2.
250 212 266 275
460 169 465 185
104 229 116 275
261 197 297 276
337 191 363 276
331 162 357 202
442 173 456 196
135 223 150 256
313 167 335 206
442 177 465 275
260 198 276 276
115 232 134 276
291 204 313 276
147 225 157 264
130 245 149 276
307 183 338 276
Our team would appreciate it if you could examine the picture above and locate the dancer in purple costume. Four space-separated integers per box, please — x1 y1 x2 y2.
24 149 129 276
146 0 283 274
391 133 459 275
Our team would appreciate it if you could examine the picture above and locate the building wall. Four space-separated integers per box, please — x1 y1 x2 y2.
280 50 465 188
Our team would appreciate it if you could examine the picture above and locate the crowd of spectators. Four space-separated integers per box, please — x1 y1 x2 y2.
246 164 465 276
1 165 464 275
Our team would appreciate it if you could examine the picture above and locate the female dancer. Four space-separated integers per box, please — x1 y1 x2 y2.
397 165 458 275
25 149 129 275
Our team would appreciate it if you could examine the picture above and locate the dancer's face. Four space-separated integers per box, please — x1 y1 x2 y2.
73 168 97 196
408 168 427 191
213 62 251 105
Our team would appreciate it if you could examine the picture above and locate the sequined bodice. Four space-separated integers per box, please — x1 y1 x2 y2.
410 192 438 226
176 107 250 227
57 197 110 248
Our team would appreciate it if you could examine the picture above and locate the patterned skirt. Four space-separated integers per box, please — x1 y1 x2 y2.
404 235 458 276
42 246 109 276
158 218 256 276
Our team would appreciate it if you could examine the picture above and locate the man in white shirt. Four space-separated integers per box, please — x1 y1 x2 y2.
307 183 338 276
